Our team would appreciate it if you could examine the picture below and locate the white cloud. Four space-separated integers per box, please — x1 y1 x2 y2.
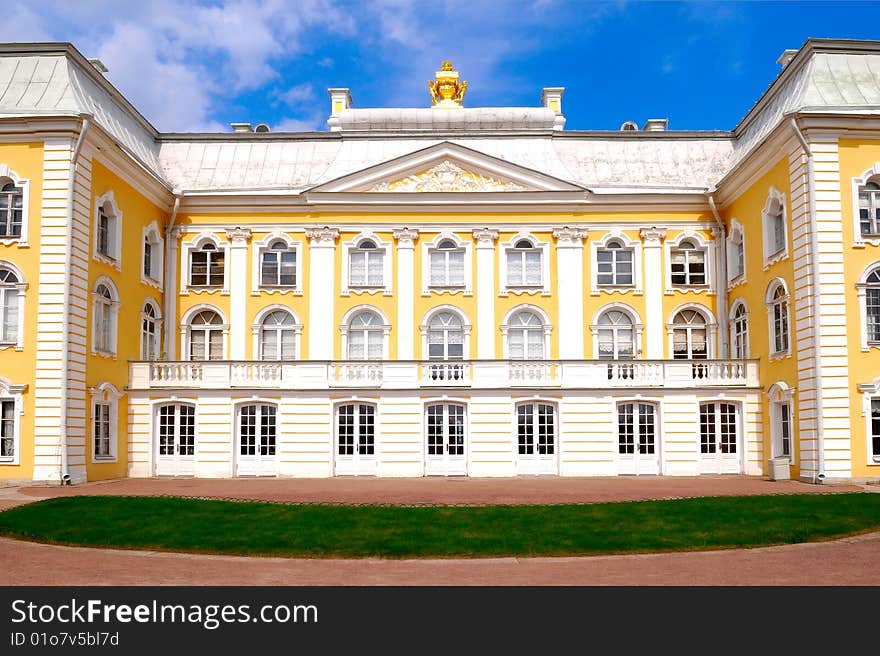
276 83 316 107
274 114 325 132
0 6 53 42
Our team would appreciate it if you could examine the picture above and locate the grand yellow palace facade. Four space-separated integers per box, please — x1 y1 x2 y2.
1 39 879 484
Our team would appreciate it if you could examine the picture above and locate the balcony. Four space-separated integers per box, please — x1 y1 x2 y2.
130 359 759 391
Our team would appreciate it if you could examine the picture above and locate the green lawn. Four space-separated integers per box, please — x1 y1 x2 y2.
1 493 879 558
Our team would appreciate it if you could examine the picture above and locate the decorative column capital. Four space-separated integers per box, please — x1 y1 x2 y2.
392 227 419 246
710 225 725 239
472 227 499 246
639 226 667 246
552 226 589 247
305 226 340 246
169 225 186 240
225 227 252 244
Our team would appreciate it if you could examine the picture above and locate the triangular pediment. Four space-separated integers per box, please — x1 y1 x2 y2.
307 142 585 194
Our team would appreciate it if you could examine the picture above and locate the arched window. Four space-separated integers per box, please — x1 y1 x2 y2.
506 239 542 286
516 402 556 457
730 302 749 359
349 238 384 287
865 268 880 344
762 190 788 265
0 266 22 345
261 310 297 360
238 404 276 458
672 309 708 360
190 241 225 287
92 281 118 355
261 239 296 287
96 201 119 260
428 311 464 360
597 310 635 360
429 238 465 287
728 225 745 281
670 239 706 286
859 178 880 236
141 301 161 360
347 310 384 360
507 311 545 359
597 239 633 286
0 180 23 238
767 282 790 356
188 310 224 361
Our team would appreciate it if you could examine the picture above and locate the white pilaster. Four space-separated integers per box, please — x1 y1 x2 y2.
164 226 183 359
393 228 419 359
473 228 499 359
640 227 667 359
306 227 339 360
553 227 588 359
225 227 251 360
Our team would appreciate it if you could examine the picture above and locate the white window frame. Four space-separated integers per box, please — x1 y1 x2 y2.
421 232 473 295
729 299 749 359
851 164 880 248
761 187 789 269
590 303 643 360
766 382 796 464
341 233 392 295
664 230 714 293
499 233 551 295
236 402 278 461
180 304 228 361
89 382 122 463
93 190 122 270
591 230 642 295
251 232 303 295
500 305 552 359
334 400 378 462
91 276 120 357
0 260 26 350
141 297 162 360
0 165 30 246
726 218 747 287
666 303 716 359
420 306 471 361
514 399 558 459
765 278 792 360
252 305 303 360
0 377 25 465
857 376 880 465
857 262 880 352
180 231 230 295
340 305 391 360
141 220 164 289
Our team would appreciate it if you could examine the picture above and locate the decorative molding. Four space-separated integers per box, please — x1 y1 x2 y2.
305 226 340 246
225 226 252 243
0 164 30 247
392 227 420 245
639 226 667 245
367 159 527 193
552 226 588 247
472 227 499 245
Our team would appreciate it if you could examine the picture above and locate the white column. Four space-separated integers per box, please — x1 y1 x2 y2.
473 228 499 359
306 227 339 360
640 227 667 359
163 226 183 359
553 227 588 359
393 228 419 359
225 227 252 360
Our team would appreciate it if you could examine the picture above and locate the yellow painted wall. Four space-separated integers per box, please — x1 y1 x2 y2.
85 160 167 481
721 155 797 475
838 139 880 477
0 142 44 480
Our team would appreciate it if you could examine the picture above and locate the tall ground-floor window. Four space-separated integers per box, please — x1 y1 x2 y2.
0 399 14 461
239 404 276 457
93 402 112 460
617 401 659 475
425 402 467 476
773 401 792 461
156 404 196 476
699 401 741 474
335 403 377 475
871 399 880 463
515 402 557 474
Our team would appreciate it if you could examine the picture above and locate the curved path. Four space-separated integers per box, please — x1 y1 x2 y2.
3 532 879 585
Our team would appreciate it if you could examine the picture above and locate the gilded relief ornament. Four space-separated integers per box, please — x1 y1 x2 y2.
428 61 467 108
367 160 525 192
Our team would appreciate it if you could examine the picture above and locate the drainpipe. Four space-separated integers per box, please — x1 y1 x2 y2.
706 190 729 358
163 193 181 359
790 116 826 483
59 116 91 485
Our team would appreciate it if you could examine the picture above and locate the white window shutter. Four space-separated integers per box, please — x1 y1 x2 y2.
368 251 384 285
350 252 366 285
450 250 465 285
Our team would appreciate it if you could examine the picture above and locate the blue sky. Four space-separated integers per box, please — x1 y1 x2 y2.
4 1 877 132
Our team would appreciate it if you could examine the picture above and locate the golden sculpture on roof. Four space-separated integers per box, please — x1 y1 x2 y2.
428 61 467 109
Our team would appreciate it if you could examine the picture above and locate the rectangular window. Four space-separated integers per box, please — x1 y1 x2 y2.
430 249 465 287
159 405 195 457
97 210 111 257
93 402 111 459
0 187 23 238
859 189 880 236
144 240 153 278
771 214 785 254
780 403 791 459
871 399 880 463
507 250 542 286
773 302 789 354
597 249 633 286
0 399 14 459
190 251 225 287
261 251 296 286
867 288 880 342
350 251 383 286
0 287 18 343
